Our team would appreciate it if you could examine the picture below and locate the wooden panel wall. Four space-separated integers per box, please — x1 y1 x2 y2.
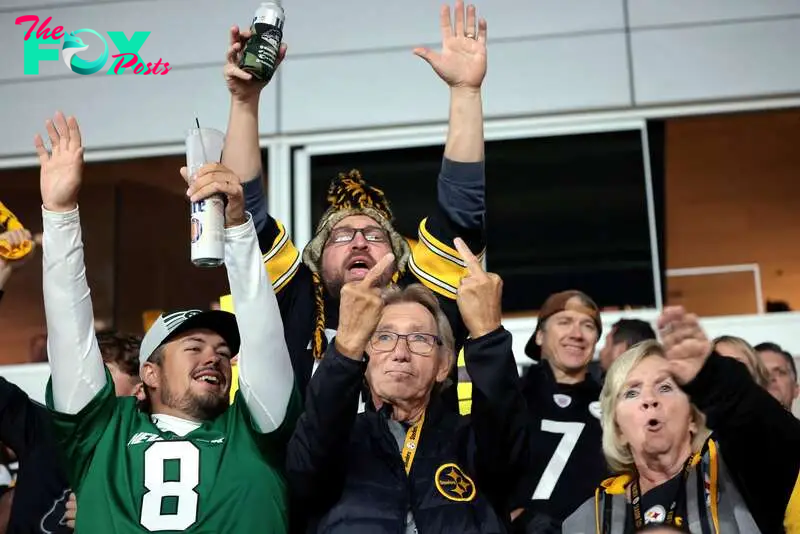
665 108 800 315
0 156 229 364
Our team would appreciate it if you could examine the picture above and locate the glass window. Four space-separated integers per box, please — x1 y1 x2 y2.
305 130 662 314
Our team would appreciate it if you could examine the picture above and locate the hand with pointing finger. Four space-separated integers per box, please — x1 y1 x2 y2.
454 238 502 339
335 253 396 360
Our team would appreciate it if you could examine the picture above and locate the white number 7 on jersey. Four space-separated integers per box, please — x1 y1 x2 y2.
531 420 585 501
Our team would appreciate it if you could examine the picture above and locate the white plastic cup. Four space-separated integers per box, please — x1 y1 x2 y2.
185 127 226 268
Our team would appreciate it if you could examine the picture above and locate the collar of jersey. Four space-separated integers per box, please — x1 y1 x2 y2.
150 413 202 437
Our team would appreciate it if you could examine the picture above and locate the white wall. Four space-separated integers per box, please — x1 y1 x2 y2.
2 0 800 161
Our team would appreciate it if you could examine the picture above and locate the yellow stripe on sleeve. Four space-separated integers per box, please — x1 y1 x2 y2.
456 347 472 415
408 218 484 300
219 295 240 405
264 220 301 292
785 469 800 533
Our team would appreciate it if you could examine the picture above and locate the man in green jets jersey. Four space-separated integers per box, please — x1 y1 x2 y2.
35 111 300 533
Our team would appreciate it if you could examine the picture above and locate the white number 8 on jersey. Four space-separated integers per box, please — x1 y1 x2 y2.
140 441 200 531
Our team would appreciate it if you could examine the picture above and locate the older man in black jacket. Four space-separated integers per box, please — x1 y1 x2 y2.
287 239 529 533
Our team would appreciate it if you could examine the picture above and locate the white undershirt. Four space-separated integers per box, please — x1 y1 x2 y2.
43 208 294 433
150 414 201 437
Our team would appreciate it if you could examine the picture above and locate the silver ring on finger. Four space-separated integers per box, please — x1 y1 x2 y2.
465 33 476 39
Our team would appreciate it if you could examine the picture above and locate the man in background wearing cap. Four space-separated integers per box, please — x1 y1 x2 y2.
217 1 487 404
36 112 298 532
509 290 607 534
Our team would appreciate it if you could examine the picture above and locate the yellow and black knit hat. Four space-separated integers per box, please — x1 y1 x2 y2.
302 170 411 358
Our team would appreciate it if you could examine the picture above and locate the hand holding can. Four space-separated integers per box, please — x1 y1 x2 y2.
185 127 226 268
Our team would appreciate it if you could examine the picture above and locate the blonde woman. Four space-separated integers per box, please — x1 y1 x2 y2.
711 335 770 388
563 307 800 533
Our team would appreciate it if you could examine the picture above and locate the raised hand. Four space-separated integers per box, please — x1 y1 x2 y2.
183 163 246 228
224 25 287 103
454 238 501 338
34 112 84 213
658 306 712 385
335 253 396 360
414 1 488 90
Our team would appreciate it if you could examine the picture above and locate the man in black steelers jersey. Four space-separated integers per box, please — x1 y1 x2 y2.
509 290 608 534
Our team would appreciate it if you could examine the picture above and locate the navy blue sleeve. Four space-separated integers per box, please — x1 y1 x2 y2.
0 376 42 457
242 177 269 235
437 157 485 231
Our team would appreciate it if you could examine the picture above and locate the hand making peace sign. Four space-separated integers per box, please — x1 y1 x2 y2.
414 1 488 90
454 238 502 339
335 253 396 360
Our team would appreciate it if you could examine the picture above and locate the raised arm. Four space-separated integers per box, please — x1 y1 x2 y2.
220 25 286 235
454 239 529 496
187 163 295 433
410 2 487 305
286 254 391 508
660 306 800 531
35 112 105 414
415 0 486 240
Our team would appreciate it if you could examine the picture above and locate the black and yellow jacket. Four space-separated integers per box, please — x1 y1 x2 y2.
286 327 530 533
234 158 485 406
563 354 800 534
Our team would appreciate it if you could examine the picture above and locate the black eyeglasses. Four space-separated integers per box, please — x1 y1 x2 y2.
369 331 442 356
327 226 388 245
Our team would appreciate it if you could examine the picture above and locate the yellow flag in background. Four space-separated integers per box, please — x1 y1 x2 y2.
0 201 33 261
219 294 239 404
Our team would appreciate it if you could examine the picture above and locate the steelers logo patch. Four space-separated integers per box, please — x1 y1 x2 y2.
191 217 203 243
644 504 666 523
434 463 476 502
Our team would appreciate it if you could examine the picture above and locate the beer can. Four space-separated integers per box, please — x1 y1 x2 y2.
239 1 285 83
190 196 225 268
185 127 226 268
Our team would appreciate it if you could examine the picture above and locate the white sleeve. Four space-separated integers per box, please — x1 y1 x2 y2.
42 207 107 414
224 213 294 433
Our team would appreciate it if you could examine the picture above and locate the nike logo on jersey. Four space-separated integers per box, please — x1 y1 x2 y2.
127 432 226 446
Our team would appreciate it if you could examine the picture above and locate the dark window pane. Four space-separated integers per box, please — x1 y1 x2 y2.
485 130 658 312
305 131 661 313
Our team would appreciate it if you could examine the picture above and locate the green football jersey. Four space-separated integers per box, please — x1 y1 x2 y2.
46 369 300 533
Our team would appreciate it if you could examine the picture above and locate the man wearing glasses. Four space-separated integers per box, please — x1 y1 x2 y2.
287 240 531 533
212 1 488 406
